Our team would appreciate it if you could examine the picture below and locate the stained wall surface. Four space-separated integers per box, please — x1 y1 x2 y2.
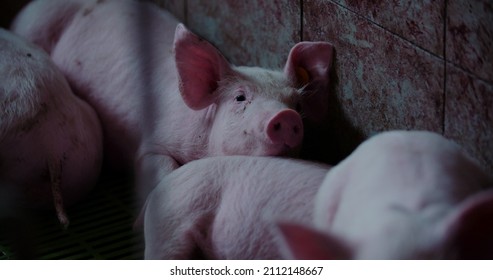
157 0 492 173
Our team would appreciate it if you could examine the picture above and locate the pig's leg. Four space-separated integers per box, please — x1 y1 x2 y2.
134 152 179 204
143 184 213 259
48 158 69 227
144 215 211 259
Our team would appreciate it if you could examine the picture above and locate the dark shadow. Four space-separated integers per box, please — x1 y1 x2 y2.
300 49 366 165
0 0 31 28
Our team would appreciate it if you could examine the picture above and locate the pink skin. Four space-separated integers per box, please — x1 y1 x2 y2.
142 131 492 260
11 0 334 200
142 156 331 259
266 109 303 149
0 28 103 226
279 131 493 260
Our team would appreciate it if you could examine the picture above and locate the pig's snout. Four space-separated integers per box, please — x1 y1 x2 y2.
266 109 303 148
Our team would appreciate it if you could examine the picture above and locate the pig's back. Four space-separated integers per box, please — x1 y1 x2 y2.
209 156 331 259
49 0 180 169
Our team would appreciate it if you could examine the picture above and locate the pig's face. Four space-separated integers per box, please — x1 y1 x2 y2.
208 67 304 157
174 24 334 159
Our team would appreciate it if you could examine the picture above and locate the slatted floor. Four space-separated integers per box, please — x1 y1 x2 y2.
0 174 144 260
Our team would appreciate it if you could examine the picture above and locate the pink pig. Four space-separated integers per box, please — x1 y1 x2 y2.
0 28 102 226
279 130 493 259
142 131 492 259
11 0 333 199
142 155 331 259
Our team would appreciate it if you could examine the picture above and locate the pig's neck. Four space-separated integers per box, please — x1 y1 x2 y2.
175 104 216 163
147 98 215 165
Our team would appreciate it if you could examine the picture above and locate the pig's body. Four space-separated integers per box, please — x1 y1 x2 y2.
279 131 493 259
12 0 179 171
143 156 331 259
0 28 102 225
144 131 492 260
12 0 333 199
13 0 178 170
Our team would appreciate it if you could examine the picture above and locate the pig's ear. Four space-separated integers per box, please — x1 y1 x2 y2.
277 223 351 260
284 42 334 123
174 24 233 110
442 190 493 259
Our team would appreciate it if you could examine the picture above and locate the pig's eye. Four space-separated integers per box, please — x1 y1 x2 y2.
235 94 246 102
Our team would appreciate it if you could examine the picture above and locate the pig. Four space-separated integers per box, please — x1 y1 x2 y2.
0 28 103 226
278 130 493 259
142 155 331 259
142 130 492 260
11 0 334 200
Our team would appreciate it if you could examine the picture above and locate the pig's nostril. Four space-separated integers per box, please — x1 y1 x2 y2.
266 109 303 148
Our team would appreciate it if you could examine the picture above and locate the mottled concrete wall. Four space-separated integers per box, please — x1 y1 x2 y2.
155 0 492 173
444 1 493 175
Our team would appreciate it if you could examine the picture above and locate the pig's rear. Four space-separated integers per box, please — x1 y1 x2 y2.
0 28 103 225
10 0 86 53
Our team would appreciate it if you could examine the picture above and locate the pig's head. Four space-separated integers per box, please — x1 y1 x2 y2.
173 24 333 157
278 131 493 259
278 190 493 259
